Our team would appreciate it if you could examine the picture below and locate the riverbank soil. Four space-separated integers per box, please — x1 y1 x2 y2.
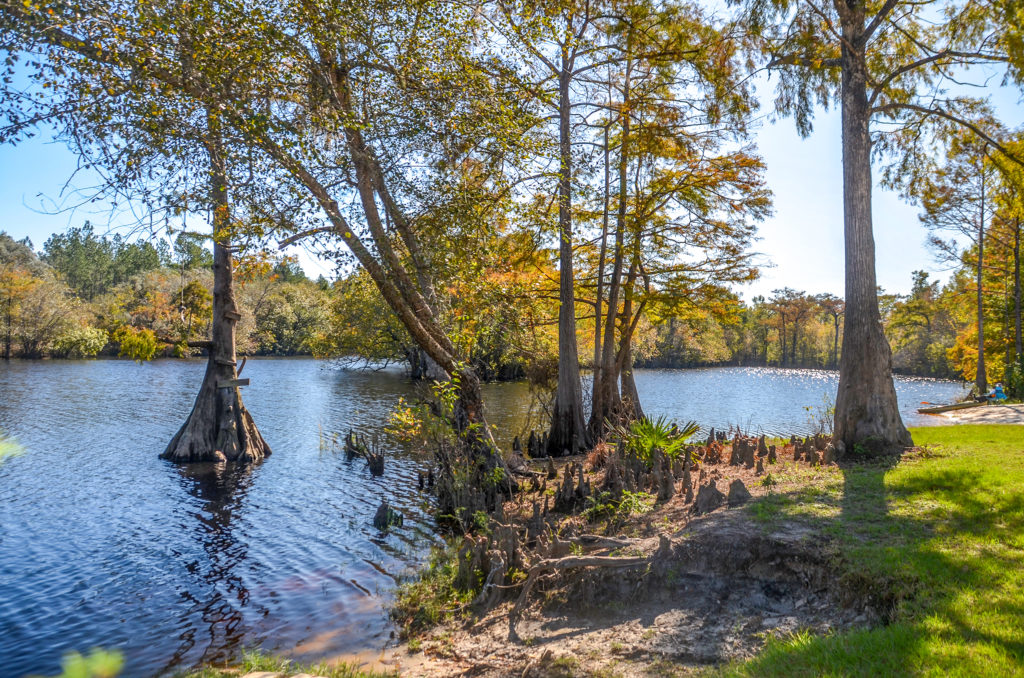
360 424 1024 677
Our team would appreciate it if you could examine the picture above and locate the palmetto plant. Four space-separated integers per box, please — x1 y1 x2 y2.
609 416 700 466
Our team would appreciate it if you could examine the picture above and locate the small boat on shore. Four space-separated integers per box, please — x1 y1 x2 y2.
917 401 988 415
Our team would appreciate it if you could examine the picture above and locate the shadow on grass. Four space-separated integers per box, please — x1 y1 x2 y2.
730 429 1024 677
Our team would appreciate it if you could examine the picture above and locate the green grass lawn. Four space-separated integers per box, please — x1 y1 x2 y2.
725 424 1024 677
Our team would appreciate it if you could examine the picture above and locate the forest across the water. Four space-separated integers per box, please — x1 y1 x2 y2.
1 224 1013 386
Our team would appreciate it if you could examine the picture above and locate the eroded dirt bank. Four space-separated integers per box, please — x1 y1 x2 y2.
335 444 886 677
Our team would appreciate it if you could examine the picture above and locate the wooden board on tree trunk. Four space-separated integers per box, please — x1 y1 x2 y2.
218 378 250 388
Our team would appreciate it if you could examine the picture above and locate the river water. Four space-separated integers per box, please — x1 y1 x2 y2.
0 359 968 677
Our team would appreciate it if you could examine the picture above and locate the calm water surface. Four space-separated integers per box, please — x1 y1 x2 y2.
0 360 967 677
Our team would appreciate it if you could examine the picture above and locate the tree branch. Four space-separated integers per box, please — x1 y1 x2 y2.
872 102 1023 167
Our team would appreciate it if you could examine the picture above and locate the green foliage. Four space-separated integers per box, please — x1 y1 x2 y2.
52 326 108 359
42 224 165 302
1007 358 1024 399
247 282 331 356
180 648 395 678
391 542 475 638
582 490 655 524
113 326 157 362
610 416 699 466
170 233 214 271
802 393 835 436
1 262 88 359
385 396 422 442
0 231 47 276
55 648 123 678
317 270 412 366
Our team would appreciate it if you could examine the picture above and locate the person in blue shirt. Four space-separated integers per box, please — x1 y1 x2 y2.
987 383 1008 402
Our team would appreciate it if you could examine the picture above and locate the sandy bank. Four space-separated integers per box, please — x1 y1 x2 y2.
933 403 1024 425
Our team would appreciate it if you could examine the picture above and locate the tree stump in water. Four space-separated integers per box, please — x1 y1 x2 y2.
161 242 269 464
365 439 385 476
373 500 403 531
344 430 364 460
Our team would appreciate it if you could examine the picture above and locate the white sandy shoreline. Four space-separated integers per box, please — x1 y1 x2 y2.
925 403 1024 425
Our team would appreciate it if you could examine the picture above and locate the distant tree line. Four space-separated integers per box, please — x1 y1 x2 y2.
6 220 1023 399
0 225 332 360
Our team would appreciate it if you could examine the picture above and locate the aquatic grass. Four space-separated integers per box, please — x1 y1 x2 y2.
53 648 123 678
723 424 1024 677
390 540 476 638
179 648 396 678
0 429 24 465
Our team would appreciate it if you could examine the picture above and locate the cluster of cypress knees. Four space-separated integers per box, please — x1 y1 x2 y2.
365 425 839 618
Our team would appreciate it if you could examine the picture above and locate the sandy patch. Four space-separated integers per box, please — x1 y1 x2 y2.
935 403 1024 425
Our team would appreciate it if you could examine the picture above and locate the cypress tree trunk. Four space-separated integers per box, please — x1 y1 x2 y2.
832 35 912 456
162 126 271 464
833 314 841 369
620 344 643 421
975 170 987 393
1015 218 1022 359
618 264 644 421
590 119 612 433
547 61 590 457
590 60 632 437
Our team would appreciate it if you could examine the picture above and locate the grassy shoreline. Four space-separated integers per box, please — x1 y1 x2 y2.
177 649 396 678
723 424 1024 677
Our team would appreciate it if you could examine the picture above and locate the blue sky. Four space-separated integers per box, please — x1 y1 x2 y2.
1 79 1022 299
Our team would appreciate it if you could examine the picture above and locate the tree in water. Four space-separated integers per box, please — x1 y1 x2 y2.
0 4 272 462
492 0 602 456
581 0 766 438
162 118 270 463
